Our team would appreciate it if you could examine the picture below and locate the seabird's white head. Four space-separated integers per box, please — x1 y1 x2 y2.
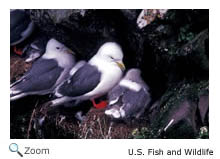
45 38 74 55
124 68 141 81
43 39 76 68
91 42 125 71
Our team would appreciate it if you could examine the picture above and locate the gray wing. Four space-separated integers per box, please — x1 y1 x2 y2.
11 58 63 94
108 85 125 100
107 84 126 108
57 63 101 97
10 10 30 44
122 88 151 118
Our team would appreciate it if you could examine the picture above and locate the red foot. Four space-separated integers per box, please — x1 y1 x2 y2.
13 46 23 56
91 99 108 109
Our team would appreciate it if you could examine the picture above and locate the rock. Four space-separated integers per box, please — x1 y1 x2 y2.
147 81 209 138
120 9 140 22
161 100 198 138
140 27 209 99
177 29 209 69
198 95 209 125
137 9 168 29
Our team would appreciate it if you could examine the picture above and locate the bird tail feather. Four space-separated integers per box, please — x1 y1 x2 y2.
10 76 25 88
10 80 25 101
10 93 26 101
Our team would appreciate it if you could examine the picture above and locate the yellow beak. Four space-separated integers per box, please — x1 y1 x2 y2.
116 61 126 71
65 48 75 55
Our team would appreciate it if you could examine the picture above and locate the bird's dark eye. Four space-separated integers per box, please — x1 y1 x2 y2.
56 47 60 50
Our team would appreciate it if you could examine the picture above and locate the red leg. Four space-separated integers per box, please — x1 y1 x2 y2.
13 46 23 56
91 99 108 109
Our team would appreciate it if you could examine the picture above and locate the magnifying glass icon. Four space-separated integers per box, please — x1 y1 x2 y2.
9 143 23 157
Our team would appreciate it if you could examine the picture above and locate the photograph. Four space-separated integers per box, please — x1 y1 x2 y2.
10 9 209 139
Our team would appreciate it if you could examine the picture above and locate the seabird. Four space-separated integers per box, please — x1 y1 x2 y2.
49 42 125 107
23 34 49 63
10 38 76 101
105 68 151 120
10 9 35 46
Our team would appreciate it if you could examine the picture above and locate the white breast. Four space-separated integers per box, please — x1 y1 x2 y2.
83 57 123 99
42 51 75 68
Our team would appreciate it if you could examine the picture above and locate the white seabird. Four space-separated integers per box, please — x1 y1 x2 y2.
50 42 125 107
105 68 151 120
10 9 35 46
10 38 76 101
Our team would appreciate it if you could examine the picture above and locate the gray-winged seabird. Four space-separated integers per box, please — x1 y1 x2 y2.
105 68 151 120
10 9 35 46
49 42 126 108
10 38 76 101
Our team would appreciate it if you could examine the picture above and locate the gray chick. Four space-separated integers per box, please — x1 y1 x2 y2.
105 68 151 120
23 34 49 63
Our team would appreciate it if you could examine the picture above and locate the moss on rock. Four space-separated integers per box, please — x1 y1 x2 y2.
134 80 209 139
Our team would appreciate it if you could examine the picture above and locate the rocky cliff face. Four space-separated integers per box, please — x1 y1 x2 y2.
11 9 209 139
